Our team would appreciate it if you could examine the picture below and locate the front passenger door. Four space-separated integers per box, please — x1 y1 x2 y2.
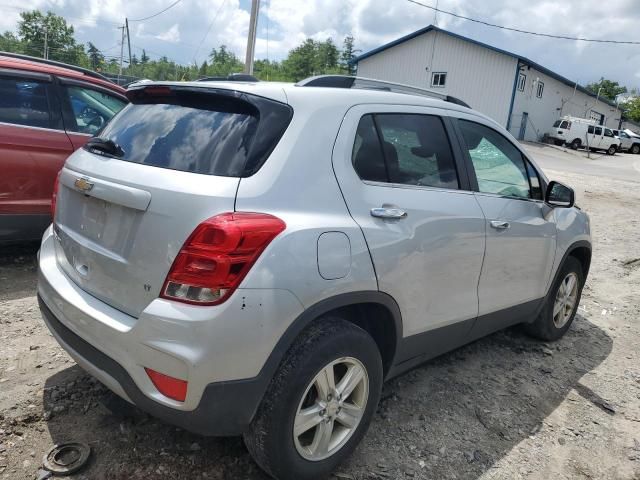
456 119 556 328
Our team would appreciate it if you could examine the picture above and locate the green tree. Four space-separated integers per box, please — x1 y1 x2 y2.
624 97 640 123
86 42 104 70
282 39 318 80
315 38 339 72
18 10 80 63
340 35 357 75
141 49 149 64
208 45 243 76
0 31 24 53
198 60 209 76
585 77 627 101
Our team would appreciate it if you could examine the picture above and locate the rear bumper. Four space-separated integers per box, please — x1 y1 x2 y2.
37 226 305 435
38 296 267 435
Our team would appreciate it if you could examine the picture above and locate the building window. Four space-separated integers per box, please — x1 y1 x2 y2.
517 73 526 92
536 81 544 98
431 72 446 88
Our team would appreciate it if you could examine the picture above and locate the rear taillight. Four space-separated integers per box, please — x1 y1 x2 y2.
51 170 61 219
161 212 286 305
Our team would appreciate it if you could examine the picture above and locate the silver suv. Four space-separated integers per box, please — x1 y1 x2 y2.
38 76 591 480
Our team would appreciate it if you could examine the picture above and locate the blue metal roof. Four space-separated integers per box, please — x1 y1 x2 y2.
352 25 619 109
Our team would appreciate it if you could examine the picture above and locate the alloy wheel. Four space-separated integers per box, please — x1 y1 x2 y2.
553 272 579 328
293 357 369 461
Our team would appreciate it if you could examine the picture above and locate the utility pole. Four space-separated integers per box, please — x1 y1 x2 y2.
43 27 48 59
125 18 132 67
244 0 259 75
118 25 126 84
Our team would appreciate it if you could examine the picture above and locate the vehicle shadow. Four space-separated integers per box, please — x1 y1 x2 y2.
43 314 612 479
0 242 39 301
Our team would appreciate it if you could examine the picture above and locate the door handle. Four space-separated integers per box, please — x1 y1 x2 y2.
490 220 510 230
370 207 408 219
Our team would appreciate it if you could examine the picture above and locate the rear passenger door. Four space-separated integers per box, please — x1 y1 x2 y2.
454 117 556 330
332 105 486 361
0 71 73 218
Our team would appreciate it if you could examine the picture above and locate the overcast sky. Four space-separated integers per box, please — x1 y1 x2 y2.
1 0 639 89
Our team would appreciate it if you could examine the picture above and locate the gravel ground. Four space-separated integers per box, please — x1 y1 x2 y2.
1 167 639 480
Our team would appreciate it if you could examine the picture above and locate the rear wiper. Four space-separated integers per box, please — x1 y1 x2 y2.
84 137 125 158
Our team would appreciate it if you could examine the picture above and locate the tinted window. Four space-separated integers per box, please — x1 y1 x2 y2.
594 127 602 135
64 86 126 135
559 121 569 129
604 128 614 137
588 125 594 134
553 120 561 128
0 78 51 128
352 115 388 182
375 114 459 189
459 120 530 199
95 89 292 177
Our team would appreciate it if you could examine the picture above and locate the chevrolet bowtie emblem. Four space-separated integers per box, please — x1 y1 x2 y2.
74 177 94 192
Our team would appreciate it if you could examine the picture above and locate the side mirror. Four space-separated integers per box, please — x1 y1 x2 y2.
545 181 575 208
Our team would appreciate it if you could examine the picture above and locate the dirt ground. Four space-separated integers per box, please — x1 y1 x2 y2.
1 165 639 480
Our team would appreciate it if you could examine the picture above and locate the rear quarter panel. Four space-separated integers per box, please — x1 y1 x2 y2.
235 93 377 308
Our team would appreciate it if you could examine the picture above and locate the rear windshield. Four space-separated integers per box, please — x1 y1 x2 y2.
93 88 292 177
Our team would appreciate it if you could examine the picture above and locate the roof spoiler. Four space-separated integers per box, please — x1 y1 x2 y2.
296 75 471 108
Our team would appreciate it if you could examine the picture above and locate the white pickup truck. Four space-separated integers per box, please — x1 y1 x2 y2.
612 129 640 154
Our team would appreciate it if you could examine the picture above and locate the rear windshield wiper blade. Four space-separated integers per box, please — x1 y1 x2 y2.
84 137 125 158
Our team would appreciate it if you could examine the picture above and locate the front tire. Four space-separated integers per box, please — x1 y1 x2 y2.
244 318 383 480
607 145 617 155
631 144 640 155
524 257 584 341
569 139 581 150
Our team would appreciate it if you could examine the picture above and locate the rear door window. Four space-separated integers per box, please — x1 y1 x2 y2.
63 85 126 135
375 114 459 189
351 113 459 189
0 77 52 128
93 88 292 177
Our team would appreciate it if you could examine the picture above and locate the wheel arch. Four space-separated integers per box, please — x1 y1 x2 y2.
550 240 592 296
260 291 402 382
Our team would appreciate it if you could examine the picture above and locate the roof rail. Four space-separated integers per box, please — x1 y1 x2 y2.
296 75 471 108
197 73 259 82
0 51 112 83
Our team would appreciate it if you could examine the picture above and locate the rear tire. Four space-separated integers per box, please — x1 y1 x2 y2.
569 139 581 150
607 145 617 155
524 257 584 341
631 144 640 155
244 318 383 480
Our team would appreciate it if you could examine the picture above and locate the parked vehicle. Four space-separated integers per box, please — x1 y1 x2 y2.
612 128 640 154
0 52 127 244
38 75 591 480
547 116 619 154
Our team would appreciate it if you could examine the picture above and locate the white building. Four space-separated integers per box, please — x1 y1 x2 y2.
353 25 623 142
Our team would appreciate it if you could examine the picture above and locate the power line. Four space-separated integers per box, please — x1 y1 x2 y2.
128 0 183 22
191 0 228 65
405 0 640 45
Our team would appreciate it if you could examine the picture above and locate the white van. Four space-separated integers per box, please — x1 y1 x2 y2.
547 116 620 155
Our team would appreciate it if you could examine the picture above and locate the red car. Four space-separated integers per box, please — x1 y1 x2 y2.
0 53 128 244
